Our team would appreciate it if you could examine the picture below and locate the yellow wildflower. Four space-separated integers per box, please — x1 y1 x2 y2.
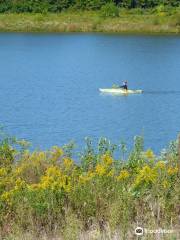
27 183 40 190
145 149 155 159
79 171 95 184
155 161 166 170
15 166 23 175
51 146 63 162
65 183 72 192
107 169 115 177
31 151 46 162
46 166 61 177
63 158 74 169
38 151 46 160
117 170 130 181
40 175 54 189
39 166 71 192
0 168 7 177
79 175 90 184
87 171 95 179
95 164 106 176
1 191 13 204
14 178 26 190
167 166 178 176
101 154 113 166
135 165 157 186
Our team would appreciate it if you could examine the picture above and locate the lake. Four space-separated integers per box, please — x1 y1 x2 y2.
0 33 180 153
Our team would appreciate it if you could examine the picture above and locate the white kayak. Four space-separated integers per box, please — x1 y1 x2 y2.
99 88 143 94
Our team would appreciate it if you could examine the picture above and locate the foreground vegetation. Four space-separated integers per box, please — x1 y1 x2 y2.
0 134 180 239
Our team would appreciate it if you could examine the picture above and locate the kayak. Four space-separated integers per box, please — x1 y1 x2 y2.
99 88 143 94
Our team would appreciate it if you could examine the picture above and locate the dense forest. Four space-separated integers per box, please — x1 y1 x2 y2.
0 0 179 13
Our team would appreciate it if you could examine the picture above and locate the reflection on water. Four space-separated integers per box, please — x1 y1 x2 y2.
144 91 180 95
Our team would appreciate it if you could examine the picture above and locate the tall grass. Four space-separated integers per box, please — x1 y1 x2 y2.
0 8 179 33
0 135 179 239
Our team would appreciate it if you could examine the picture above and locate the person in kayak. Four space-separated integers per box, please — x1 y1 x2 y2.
120 81 128 90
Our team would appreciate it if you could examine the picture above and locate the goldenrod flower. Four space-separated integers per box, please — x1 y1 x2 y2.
145 149 155 159
14 178 26 190
38 151 46 160
63 157 74 169
167 166 178 176
117 170 130 181
39 166 71 192
107 169 115 177
95 164 106 176
1 191 12 204
51 146 63 162
101 154 113 166
0 168 7 177
79 175 90 184
15 166 23 175
87 171 95 179
134 165 157 186
155 161 166 170
27 183 40 190
79 171 95 184
46 166 61 177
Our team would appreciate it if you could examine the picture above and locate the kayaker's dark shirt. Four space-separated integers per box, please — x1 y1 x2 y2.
121 83 128 90
124 85 128 90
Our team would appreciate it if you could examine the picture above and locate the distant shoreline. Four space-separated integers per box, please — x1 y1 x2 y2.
0 11 180 34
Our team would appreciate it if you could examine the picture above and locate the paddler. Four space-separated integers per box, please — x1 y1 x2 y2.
120 81 128 90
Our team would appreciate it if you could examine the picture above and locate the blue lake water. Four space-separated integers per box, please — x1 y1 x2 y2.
0 33 180 153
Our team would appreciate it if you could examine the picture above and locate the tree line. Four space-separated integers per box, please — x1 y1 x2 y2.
0 0 179 13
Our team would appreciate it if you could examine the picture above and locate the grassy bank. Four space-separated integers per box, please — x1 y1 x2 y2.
0 9 180 33
0 135 180 239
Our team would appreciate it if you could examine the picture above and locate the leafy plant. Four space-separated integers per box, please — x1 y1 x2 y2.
0 134 179 239
100 2 119 18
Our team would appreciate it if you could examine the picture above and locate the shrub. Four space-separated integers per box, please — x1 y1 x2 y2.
100 2 119 18
152 16 160 25
0 135 180 239
48 0 73 12
0 0 11 13
171 12 180 26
